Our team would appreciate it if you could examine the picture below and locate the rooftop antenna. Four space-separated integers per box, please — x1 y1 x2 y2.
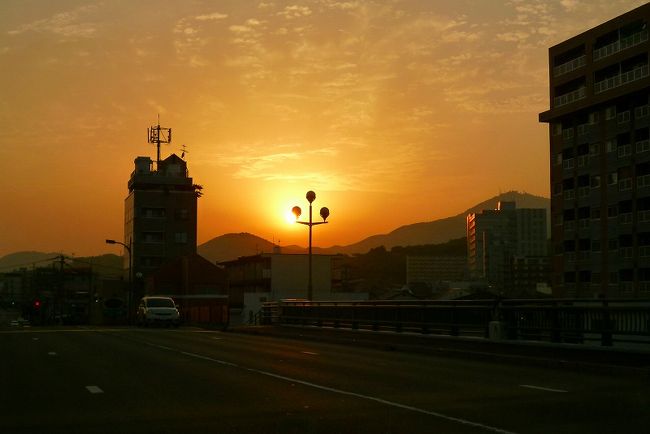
147 114 172 169
180 144 189 159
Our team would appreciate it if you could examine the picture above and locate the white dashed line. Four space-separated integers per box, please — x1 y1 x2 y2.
47 352 57 356
85 386 104 394
520 384 568 393
301 351 319 356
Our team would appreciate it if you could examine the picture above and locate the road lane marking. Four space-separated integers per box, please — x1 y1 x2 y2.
47 352 57 356
247 368 518 434
301 351 319 355
146 340 517 433
180 351 239 367
32 338 39 341
520 384 568 393
85 386 104 394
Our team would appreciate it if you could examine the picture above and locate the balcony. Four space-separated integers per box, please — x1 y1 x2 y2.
638 174 650 188
594 64 649 94
593 29 649 61
639 210 650 222
636 139 650 153
619 178 633 191
554 87 586 107
619 213 633 224
553 55 586 77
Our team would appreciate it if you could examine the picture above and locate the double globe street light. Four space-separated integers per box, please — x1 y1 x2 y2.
291 191 330 301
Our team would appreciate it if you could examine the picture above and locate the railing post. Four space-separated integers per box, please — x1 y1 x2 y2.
372 302 379 331
421 304 429 334
450 303 459 336
601 300 613 346
551 301 561 343
395 304 402 333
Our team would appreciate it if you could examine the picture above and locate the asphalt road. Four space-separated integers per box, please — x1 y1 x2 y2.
1 326 648 434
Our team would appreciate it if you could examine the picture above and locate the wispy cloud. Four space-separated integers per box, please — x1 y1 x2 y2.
7 5 99 38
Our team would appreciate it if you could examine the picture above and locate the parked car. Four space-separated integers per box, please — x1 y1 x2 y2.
136 296 180 327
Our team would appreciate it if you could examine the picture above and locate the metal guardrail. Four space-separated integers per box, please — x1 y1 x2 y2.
261 299 650 347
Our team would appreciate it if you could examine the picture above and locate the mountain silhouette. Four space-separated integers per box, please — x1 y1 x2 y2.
0 251 123 276
197 191 549 263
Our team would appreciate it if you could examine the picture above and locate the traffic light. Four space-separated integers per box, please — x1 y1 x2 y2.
33 299 41 310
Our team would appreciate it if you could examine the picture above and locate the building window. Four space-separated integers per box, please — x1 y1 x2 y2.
605 106 616 119
606 140 617 153
591 239 601 252
608 172 618 185
608 238 618 250
563 128 575 140
141 256 164 267
617 110 631 123
564 271 576 283
591 207 601 219
635 105 649 118
607 205 618 218
638 174 650 188
577 124 588 136
175 209 190 220
589 143 600 156
620 212 633 224
555 153 563 166
142 208 166 218
591 175 601 188
174 232 188 244
636 139 650 153
619 178 633 191
618 143 632 158
142 232 164 243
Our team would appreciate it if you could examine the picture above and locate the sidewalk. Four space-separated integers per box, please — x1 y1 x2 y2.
229 324 650 377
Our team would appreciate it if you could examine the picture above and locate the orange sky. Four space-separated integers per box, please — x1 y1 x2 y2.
0 0 646 257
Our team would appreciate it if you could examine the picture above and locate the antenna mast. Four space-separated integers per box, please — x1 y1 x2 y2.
147 115 172 169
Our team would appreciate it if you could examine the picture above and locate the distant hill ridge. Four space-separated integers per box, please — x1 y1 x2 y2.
1 192 547 266
0 251 123 276
197 191 549 263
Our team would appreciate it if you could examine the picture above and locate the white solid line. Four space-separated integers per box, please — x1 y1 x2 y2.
246 368 518 434
86 386 104 394
172 348 517 434
301 351 319 355
180 351 239 367
520 384 568 393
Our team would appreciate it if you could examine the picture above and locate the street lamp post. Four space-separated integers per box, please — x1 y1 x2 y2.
292 191 330 301
106 238 132 322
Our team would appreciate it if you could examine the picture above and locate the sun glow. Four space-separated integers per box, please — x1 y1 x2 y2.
285 210 298 224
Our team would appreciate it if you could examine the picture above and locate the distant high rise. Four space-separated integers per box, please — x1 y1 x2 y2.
467 202 547 295
539 4 650 297
124 151 199 281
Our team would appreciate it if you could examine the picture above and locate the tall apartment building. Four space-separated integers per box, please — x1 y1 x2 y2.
539 4 650 298
467 202 547 295
124 154 199 280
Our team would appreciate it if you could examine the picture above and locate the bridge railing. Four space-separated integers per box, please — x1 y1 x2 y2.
261 299 650 347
